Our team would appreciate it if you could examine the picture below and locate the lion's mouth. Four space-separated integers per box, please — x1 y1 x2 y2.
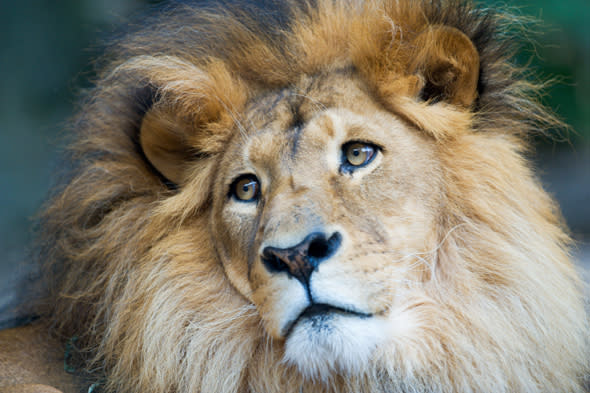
283 303 372 338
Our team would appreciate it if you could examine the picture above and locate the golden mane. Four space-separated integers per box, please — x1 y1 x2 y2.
35 1 588 392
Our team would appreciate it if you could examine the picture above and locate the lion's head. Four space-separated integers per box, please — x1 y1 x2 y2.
39 1 588 392
206 71 445 378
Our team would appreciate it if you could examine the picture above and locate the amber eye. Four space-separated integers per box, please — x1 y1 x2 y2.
341 142 378 173
230 175 260 202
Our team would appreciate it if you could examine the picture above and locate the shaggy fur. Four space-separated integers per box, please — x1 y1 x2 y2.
35 0 588 392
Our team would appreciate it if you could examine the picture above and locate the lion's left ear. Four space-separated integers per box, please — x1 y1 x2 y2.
409 26 480 107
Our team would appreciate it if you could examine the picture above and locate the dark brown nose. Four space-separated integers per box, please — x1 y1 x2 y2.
261 232 342 286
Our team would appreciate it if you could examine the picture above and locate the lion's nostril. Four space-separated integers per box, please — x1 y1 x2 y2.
308 232 342 260
308 238 329 259
262 253 288 273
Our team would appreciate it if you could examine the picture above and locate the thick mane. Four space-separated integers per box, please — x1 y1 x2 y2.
36 1 587 392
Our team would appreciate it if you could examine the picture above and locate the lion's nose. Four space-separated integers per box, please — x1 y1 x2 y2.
261 232 342 286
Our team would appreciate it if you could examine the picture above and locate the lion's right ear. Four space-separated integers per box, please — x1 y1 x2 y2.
123 56 246 186
139 106 193 185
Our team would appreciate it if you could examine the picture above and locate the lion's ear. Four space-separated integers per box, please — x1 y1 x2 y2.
409 26 480 107
139 106 194 185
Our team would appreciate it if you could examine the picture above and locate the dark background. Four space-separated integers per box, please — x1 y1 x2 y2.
1 0 589 323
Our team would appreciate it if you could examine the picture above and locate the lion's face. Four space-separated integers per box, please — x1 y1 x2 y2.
210 72 442 376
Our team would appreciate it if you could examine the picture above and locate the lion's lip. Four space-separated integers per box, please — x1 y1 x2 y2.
282 303 372 338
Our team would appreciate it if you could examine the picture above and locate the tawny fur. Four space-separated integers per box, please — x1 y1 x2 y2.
35 1 588 392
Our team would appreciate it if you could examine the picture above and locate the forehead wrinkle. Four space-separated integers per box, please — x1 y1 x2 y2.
286 76 314 146
287 121 305 161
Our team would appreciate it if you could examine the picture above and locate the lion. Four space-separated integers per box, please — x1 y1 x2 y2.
1 0 588 392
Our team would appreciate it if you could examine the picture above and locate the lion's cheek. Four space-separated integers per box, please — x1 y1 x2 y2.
210 206 257 300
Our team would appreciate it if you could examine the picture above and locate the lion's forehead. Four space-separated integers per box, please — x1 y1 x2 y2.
237 73 395 174
243 71 377 134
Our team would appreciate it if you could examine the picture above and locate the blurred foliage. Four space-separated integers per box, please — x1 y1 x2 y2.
495 0 590 144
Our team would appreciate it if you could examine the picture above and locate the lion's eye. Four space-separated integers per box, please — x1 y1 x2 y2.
341 142 378 173
230 175 260 202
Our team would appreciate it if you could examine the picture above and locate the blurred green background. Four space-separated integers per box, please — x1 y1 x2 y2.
0 0 588 311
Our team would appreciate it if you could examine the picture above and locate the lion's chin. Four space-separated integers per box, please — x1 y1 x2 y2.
283 309 389 381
